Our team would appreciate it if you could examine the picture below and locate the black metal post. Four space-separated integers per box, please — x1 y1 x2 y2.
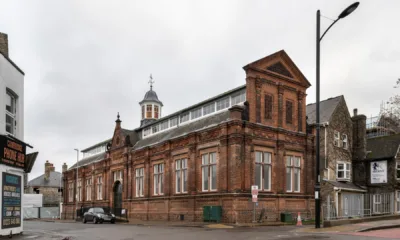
315 9 321 229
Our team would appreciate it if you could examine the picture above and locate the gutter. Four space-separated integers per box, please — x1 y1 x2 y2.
333 186 367 193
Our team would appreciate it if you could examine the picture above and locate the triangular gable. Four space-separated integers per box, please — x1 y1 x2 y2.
266 62 293 78
243 50 311 87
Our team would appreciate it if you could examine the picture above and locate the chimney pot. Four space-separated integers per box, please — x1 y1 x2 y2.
354 108 358 117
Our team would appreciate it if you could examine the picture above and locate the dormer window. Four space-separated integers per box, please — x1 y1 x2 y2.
337 162 350 181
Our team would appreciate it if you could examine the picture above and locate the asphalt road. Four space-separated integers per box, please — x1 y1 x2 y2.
9 221 397 240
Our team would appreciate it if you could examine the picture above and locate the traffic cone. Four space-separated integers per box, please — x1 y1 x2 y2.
296 212 302 226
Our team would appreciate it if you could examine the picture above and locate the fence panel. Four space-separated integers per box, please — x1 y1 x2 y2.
323 192 395 220
23 207 39 219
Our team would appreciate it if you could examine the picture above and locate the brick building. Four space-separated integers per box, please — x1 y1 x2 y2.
62 50 316 223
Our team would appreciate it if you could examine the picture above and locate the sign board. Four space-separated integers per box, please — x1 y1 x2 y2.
371 160 387 184
2 173 21 229
251 185 258 203
23 194 43 208
0 136 26 170
121 209 126 215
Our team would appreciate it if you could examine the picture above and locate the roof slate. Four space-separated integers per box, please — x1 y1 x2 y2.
27 171 62 188
325 180 366 191
133 110 231 150
306 96 343 125
366 134 400 160
69 152 106 169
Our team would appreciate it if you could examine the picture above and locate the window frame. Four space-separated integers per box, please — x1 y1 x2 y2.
175 159 188 194
86 178 92 201
285 100 293 124
201 152 217 192
154 105 159 118
334 131 340 147
135 168 144 197
153 163 164 196
342 134 348 149
68 182 74 202
255 151 272 191
97 176 103 200
285 156 301 193
5 90 17 135
77 179 82 202
337 162 351 180
264 94 273 120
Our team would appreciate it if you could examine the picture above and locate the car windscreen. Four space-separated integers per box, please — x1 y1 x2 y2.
93 208 105 213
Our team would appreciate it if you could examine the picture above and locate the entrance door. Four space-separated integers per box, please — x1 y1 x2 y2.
113 181 122 210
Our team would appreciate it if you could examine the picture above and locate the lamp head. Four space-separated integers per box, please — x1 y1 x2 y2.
338 2 359 19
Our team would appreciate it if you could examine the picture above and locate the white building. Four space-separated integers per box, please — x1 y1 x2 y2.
0 32 24 141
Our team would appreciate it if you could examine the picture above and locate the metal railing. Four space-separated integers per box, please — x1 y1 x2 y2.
323 192 396 220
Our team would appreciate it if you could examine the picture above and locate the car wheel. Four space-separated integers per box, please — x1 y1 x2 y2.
83 217 87 224
110 219 115 224
100 219 104 224
93 217 97 224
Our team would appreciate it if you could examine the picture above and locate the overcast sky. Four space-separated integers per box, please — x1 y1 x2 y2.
1 0 399 180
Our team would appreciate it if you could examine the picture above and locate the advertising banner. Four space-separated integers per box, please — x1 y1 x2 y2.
0 136 26 170
371 160 387 184
2 173 21 229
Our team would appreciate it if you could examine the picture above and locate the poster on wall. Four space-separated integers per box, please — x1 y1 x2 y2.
2 173 21 229
371 160 387 184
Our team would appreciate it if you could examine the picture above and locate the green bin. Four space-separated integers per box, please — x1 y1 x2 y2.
203 206 222 222
280 212 292 222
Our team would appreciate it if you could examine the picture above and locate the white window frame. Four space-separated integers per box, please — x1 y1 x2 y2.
337 162 351 180
342 134 348 149
153 163 164 195
191 108 202 120
5 90 17 135
201 152 217 192
286 156 301 193
175 159 188 194
216 97 230 111
86 178 92 201
68 182 74 202
373 194 382 213
334 131 340 147
97 176 103 200
113 170 123 182
255 151 272 191
136 168 144 197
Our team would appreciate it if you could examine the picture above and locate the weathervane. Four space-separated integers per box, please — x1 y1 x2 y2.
148 74 155 90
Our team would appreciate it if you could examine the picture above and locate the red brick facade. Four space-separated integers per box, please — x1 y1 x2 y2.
63 50 316 223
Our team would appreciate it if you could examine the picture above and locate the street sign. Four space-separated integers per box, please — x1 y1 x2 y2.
251 185 258 203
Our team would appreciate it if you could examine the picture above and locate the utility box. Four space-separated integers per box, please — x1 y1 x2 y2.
280 212 292 222
203 206 222 222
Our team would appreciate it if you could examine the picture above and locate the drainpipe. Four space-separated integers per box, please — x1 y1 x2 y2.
322 122 329 179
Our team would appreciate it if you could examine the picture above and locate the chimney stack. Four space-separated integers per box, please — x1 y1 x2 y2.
0 32 9 58
44 160 51 180
353 108 358 117
62 163 68 173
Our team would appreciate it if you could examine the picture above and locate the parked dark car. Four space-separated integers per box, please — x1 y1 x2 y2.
83 207 116 224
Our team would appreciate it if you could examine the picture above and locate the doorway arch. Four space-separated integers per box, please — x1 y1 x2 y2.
113 181 122 210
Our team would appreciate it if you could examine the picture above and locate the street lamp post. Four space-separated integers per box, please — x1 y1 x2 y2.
315 2 359 229
74 148 79 220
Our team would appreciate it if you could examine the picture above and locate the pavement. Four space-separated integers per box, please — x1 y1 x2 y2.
19 220 392 240
296 218 400 234
29 217 400 232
